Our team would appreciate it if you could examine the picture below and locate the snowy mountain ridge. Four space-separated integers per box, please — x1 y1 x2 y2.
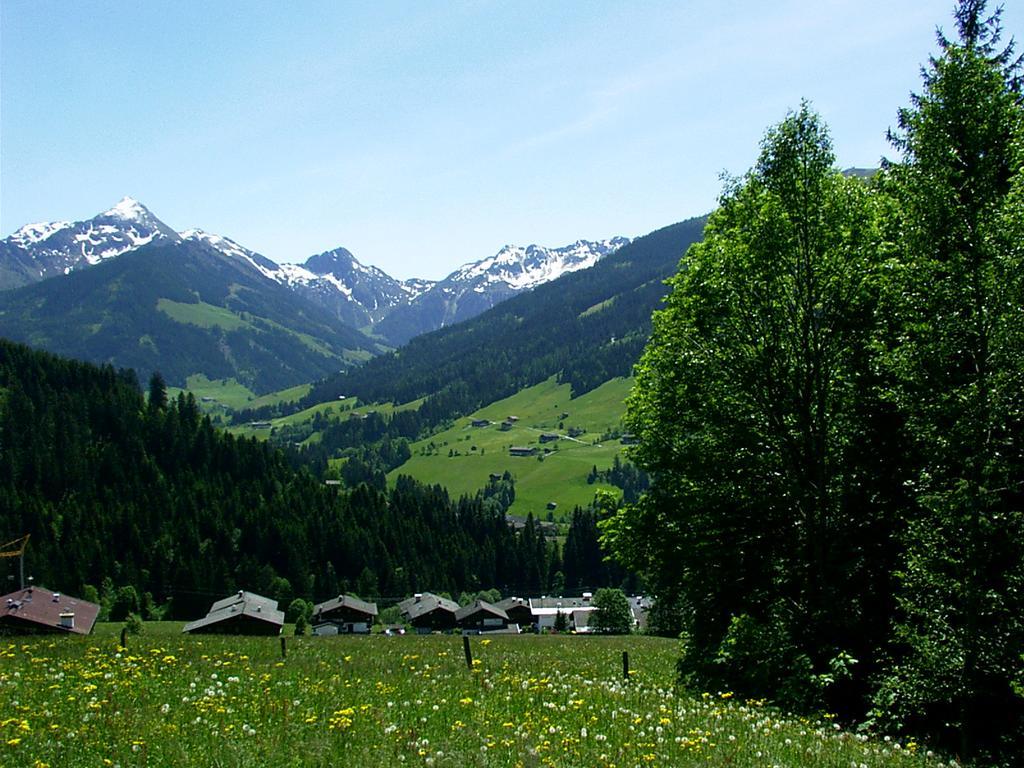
1 198 629 345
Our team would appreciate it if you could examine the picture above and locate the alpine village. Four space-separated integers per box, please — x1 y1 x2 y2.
2 3 1023 766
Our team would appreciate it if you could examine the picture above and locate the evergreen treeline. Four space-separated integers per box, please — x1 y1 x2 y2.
604 4 1024 763
0 338 621 618
586 456 650 503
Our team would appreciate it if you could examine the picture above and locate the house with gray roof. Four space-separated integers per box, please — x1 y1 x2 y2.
495 596 534 629
398 592 460 633
529 594 598 633
456 599 512 634
312 594 377 635
183 590 284 635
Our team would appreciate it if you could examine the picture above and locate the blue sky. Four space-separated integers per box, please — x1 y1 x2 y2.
3 1 1020 280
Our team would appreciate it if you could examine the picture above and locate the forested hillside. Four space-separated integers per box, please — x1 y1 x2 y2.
0 238 379 393
0 339 621 618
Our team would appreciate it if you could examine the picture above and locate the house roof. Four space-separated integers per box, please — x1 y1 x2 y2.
313 594 378 619
183 590 284 633
529 595 593 611
0 586 99 636
531 605 598 617
398 593 460 621
455 599 509 624
495 596 531 612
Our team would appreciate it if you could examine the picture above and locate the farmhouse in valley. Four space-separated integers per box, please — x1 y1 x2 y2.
183 590 285 635
496 596 534 628
398 592 460 633
0 586 99 636
455 599 512 633
311 594 378 635
529 594 599 633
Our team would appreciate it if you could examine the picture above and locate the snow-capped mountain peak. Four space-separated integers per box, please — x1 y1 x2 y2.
451 237 630 291
102 196 152 222
0 198 182 287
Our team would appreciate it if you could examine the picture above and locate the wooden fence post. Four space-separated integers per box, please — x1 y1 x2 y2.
119 627 127 650
463 635 473 669
622 651 629 681
280 636 287 660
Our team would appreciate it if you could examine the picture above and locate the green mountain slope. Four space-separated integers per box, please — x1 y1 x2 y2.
265 215 706 421
0 239 380 393
389 376 636 519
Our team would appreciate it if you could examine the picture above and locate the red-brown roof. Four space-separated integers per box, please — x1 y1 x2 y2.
0 586 100 635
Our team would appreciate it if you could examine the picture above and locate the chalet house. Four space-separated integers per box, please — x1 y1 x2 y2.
495 596 534 629
529 594 598 633
0 586 99 636
311 594 378 635
620 433 639 445
499 421 513 431
183 591 284 635
471 419 491 427
398 592 460 633
509 446 537 457
539 433 559 444
456 599 512 634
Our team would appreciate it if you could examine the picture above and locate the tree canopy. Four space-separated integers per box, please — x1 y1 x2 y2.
603 2 1024 761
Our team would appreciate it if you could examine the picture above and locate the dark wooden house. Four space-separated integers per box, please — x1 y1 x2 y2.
312 594 378 635
456 600 511 633
183 591 284 635
398 592 460 633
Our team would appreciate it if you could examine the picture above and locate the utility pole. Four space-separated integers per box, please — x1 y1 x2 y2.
0 535 30 589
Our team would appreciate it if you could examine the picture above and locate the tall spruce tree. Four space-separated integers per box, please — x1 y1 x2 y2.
873 2 1024 760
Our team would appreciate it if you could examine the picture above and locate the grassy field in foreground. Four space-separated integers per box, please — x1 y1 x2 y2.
390 377 634 521
0 631 950 768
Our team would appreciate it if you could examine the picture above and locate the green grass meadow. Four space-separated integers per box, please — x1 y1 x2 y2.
0 627 948 768
390 377 634 520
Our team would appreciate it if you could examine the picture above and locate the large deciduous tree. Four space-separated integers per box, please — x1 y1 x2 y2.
591 587 633 634
872 2 1024 760
603 104 897 710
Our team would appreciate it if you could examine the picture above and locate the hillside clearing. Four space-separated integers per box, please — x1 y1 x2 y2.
390 377 637 519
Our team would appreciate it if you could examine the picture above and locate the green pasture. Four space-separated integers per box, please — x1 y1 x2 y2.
390 377 635 519
156 298 248 331
231 397 424 442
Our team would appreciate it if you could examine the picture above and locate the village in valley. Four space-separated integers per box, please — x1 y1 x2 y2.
1 580 652 639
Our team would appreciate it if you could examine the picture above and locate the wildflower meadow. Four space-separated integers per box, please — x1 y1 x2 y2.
0 628 954 767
